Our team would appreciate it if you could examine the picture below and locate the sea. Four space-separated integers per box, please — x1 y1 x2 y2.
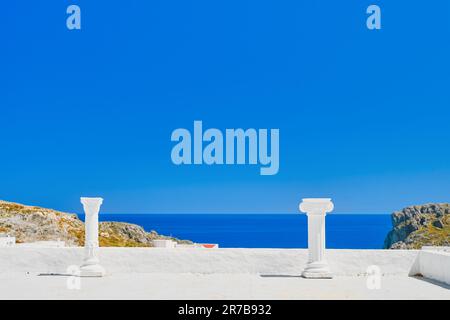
80 214 393 249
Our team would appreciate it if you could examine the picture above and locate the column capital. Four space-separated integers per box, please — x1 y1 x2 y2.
80 197 103 213
299 198 334 215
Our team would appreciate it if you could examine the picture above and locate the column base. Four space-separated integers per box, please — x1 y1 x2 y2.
302 261 333 279
79 264 106 277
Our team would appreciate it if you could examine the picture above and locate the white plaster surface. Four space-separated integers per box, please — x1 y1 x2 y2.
0 273 448 300
0 248 419 276
410 250 450 285
0 248 448 299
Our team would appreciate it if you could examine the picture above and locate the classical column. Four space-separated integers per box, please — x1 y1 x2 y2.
299 198 334 279
80 197 105 277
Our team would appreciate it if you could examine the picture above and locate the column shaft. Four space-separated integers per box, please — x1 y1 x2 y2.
80 197 105 277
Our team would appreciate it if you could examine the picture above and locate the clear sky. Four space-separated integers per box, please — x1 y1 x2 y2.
1 1 449 214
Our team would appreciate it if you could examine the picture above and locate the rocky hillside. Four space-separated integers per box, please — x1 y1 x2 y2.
0 200 192 247
384 203 450 249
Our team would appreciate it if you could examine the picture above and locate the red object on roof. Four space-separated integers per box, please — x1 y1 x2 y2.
202 244 216 249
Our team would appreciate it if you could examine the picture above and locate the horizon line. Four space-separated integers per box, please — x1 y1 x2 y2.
78 212 392 215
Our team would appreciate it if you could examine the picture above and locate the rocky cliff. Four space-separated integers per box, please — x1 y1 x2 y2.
384 203 450 249
0 200 192 247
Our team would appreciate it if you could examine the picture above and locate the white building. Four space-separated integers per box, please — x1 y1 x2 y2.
17 240 65 248
152 239 219 249
152 239 177 248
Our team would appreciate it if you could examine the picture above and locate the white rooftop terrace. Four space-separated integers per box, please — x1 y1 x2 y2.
0 247 449 300
1 198 448 299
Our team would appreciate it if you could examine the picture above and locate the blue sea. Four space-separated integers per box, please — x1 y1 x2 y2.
80 214 393 249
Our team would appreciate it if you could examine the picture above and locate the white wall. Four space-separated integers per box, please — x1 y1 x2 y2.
17 241 65 248
409 249 450 285
0 247 417 276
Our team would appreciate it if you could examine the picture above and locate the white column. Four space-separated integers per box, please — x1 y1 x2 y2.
80 197 105 277
299 198 334 279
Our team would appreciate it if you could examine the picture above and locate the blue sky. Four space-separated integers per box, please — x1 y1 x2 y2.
1 1 449 214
